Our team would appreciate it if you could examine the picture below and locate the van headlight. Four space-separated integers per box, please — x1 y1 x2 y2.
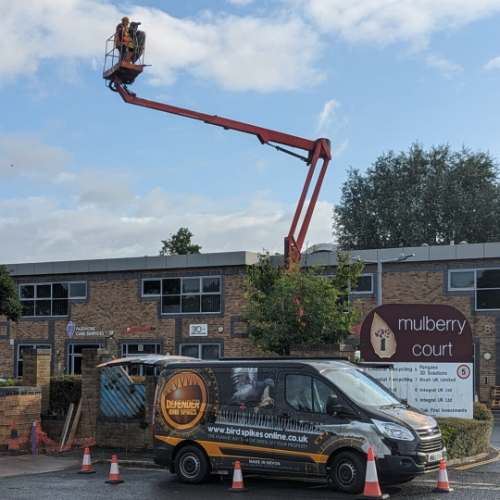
372 419 415 441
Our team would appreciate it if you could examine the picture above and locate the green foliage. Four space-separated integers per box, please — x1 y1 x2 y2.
436 417 493 459
333 143 500 249
159 227 202 255
0 265 22 322
0 378 22 387
48 375 82 416
473 401 494 421
244 251 364 355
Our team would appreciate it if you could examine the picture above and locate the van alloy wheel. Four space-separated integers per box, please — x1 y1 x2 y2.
176 446 210 484
330 451 366 494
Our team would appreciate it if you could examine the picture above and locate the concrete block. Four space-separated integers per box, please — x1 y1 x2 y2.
429 245 456 261
484 242 500 259
456 243 483 260
69 260 90 273
88 260 108 272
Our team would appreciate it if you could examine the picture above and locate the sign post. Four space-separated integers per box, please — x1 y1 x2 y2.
360 304 473 418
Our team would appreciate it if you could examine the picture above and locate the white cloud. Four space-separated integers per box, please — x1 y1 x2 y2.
227 0 256 4
484 56 500 71
0 1 324 92
0 190 334 263
425 54 463 78
316 99 341 132
286 0 500 47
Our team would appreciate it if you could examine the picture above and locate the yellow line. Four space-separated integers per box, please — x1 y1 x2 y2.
454 446 500 470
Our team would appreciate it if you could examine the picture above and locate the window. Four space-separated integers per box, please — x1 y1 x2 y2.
19 282 87 317
179 343 221 360
17 344 52 378
121 343 162 376
143 277 221 315
351 274 373 294
449 269 500 311
285 374 332 413
67 343 104 374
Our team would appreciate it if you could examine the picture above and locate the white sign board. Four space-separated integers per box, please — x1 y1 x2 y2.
189 324 208 337
364 362 473 418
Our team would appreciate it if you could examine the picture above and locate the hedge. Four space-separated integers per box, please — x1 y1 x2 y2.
48 375 82 416
435 403 494 459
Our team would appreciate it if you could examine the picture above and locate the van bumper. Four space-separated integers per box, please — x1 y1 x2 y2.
377 453 444 476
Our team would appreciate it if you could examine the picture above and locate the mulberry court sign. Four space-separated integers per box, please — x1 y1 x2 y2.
360 304 473 419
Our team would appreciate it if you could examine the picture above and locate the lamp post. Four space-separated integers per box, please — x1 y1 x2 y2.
355 253 415 306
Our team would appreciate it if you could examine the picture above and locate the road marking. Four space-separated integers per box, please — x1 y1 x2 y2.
454 446 500 470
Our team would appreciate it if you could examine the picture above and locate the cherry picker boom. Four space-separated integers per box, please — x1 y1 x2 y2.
103 30 331 264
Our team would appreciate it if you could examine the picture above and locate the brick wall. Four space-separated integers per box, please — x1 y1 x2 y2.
22 349 51 414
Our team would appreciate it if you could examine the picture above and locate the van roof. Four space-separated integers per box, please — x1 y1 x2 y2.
97 355 357 370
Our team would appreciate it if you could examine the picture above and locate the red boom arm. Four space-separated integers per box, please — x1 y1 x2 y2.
113 78 331 263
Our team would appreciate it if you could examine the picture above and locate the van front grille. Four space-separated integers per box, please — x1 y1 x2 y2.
417 437 444 453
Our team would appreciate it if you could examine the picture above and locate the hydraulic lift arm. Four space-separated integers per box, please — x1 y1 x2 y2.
113 77 331 264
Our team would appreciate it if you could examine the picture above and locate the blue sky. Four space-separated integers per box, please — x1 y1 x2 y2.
1 0 500 264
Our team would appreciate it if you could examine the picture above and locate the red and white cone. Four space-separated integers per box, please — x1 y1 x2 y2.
1 419 24 456
433 460 452 493
228 461 247 492
474 391 479 403
355 447 389 499
77 447 96 474
105 455 124 484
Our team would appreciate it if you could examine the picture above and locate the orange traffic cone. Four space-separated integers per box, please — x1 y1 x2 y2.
1 420 24 456
433 460 452 492
355 447 389 499
77 447 96 474
105 455 124 484
228 460 247 492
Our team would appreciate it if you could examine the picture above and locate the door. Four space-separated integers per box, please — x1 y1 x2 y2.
273 371 345 476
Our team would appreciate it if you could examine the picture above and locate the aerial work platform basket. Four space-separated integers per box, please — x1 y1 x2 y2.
102 25 146 88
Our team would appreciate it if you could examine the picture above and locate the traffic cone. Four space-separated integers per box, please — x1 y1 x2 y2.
105 455 124 484
228 460 247 492
1 420 24 455
355 447 389 499
474 391 479 403
433 460 453 493
77 447 96 474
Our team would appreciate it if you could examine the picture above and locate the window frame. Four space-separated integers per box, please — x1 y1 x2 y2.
19 281 87 318
142 276 222 315
448 269 500 312
350 274 374 294
179 343 221 360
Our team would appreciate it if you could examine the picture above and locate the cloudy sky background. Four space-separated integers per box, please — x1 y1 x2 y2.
1 0 500 264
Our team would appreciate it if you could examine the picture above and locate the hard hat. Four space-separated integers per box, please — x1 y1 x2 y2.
122 16 130 23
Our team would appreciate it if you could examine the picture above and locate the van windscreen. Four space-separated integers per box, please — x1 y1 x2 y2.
323 368 400 407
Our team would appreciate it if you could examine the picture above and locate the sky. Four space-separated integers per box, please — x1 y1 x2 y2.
1 0 500 264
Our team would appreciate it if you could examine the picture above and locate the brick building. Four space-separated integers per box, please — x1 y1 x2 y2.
1 242 499 401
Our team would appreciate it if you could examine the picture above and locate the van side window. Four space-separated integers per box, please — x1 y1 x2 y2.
286 375 313 412
312 379 335 414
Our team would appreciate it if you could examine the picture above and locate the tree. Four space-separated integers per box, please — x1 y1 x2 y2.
333 143 500 250
244 251 364 355
0 265 22 322
159 228 202 256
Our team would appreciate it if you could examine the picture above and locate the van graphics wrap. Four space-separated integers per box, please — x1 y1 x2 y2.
158 368 218 434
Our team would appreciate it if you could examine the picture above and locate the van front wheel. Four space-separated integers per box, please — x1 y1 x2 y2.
176 446 210 484
330 451 366 494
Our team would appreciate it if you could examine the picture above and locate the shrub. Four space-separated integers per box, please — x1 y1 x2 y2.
473 402 493 422
0 378 22 387
436 417 493 459
49 375 82 416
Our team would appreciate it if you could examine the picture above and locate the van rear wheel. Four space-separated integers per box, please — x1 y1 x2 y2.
330 451 366 494
175 446 210 484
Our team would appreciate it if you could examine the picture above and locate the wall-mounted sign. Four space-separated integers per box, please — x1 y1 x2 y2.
126 326 155 334
189 324 208 337
66 322 105 338
360 304 473 418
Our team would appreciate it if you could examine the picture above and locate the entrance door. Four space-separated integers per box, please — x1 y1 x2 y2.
67 343 104 374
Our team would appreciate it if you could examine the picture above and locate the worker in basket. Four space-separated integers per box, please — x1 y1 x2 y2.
115 16 133 62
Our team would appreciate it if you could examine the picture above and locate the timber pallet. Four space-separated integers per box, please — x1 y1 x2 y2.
490 386 500 398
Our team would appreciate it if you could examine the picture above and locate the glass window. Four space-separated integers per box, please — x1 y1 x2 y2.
143 280 161 295
449 271 474 289
286 374 313 412
476 270 500 289
19 282 87 318
179 343 221 360
351 275 373 293
147 276 221 315
121 343 162 375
